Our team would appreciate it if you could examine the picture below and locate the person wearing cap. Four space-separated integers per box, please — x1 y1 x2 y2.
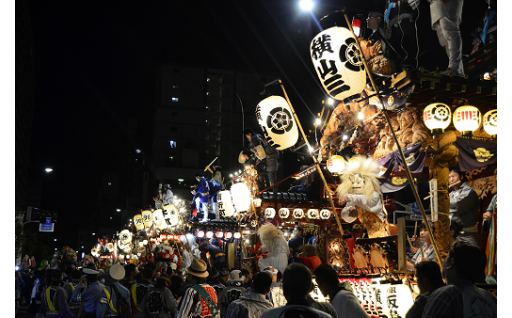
176 259 220 318
224 272 273 318
71 267 105 318
261 263 333 318
39 270 76 318
140 273 178 317
192 173 211 222
218 270 248 316
97 264 131 318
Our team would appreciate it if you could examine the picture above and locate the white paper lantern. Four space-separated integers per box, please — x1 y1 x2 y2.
265 207 276 219
217 190 236 217
453 105 481 136
307 209 319 219
153 209 166 230
327 155 346 176
141 210 153 228
225 232 233 239
423 103 451 134
162 204 179 227
230 183 251 212
293 209 304 219
279 208 290 219
320 209 331 220
483 109 497 136
310 27 366 101
256 96 299 150
206 231 213 238
133 214 144 231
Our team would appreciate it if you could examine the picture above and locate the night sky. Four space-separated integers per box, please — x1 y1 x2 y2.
18 0 494 241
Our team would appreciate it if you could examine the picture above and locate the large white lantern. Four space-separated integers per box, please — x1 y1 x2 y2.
279 208 290 219
230 183 251 212
153 209 166 230
117 229 132 252
256 96 299 150
307 209 319 219
162 204 179 227
423 103 451 134
265 207 276 219
320 209 331 220
133 214 144 231
453 105 481 136
483 109 497 137
327 155 346 176
141 210 153 228
217 190 236 217
293 209 304 219
310 27 366 101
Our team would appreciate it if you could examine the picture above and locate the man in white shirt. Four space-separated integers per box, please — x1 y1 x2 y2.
314 264 369 318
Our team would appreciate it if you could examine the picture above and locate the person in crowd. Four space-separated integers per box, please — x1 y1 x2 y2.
182 243 194 273
163 184 174 206
405 261 445 318
170 275 184 302
192 173 211 223
131 267 155 318
261 267 286 308
314 264 369 318
407 221 436 271
429 0 465 76
206 267 226 296
140 273 178 318
224 272 273 318
288 225 304 256
449 167 480 247
483 193 497 223
219 269 231 287
64 269 82 317
307 292 339 318
121 263 138 289
71 267 105 318
39 269 76 318
31 270 48 316
296 244 321 272
257 224 290 274
175 259 220 318
97 264 131 318
200 241 226 271
218 270 248 316
262 263 333 318
423 242 497 317
239 268 252 289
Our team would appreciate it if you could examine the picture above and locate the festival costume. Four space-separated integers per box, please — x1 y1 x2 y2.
194 177 211 222
257 224 290 274
449 182 480 247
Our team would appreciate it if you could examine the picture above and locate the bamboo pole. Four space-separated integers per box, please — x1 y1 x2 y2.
342 12 442 267
278 80 344 237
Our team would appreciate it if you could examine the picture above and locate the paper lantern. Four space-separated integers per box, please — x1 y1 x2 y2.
217 190 236 217
141 210 153 228
206 231 213 238
307 209 319 219
230 183 251 212
216 231 223 238
453 105 481 136
162 204 179 227
293 209 304 219
197 230 205 238
279 208 290 219
265 207 276 219
253 198 262 207
423 103 451 134
327 155 345 176
153 209 166 230
483 109 497 136
225 232 233 239
351 16 362 38
133 214 144 231
320 209 331 220
233 232 241 239
310 27 366 101
256 96 299 150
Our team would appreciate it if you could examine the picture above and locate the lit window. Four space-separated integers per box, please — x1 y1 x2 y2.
135 149 141 154
169 141 177 148
207 78 211 82
172 97 179 102
110 217 112 220
206 92 210 96
108 182 111 186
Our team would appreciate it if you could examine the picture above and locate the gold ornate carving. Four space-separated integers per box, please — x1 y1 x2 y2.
466 175 497 199
465 167 486 181
329 237 348 268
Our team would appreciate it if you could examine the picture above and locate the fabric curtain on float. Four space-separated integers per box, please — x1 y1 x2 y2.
453 137 497 171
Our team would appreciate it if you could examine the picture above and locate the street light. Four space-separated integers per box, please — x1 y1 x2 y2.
45 168 53 173
299 0 314 11
116 209 121 212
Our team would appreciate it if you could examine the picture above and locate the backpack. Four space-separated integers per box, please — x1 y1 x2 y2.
145 287 166 317
109 284 131 318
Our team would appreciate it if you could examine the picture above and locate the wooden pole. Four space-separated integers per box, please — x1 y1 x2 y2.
342 12 442 268
397 217 407 271
278 80 344 237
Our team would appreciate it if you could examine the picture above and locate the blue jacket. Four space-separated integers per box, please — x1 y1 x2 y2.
195 177 210 195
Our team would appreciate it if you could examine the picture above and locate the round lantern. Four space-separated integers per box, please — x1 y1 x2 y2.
293 209 304 219
279 208 290 219
225 232 233 239
162 204 179 227
453 105 481 136
327 155 346 176
230 183 251 212
320 209 331 220
153 209 166 230
483 109 497 137
206 231 213 238
265 207 276 219
216 231 224 238
217 190 236 217
233 232 241 239
197 230 205 238
141 210 153 228
423 103 451 134
307 209 319 219
133 214 144 231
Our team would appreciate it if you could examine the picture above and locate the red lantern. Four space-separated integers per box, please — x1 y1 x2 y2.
197 230 204 238
352 17 362 37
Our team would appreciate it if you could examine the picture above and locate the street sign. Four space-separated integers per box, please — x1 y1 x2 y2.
39 217 54 232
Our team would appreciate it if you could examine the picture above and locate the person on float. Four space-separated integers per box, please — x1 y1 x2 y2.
407 221 436 271
448 167 480 247
207 178 223 221
243 128 268 189
256 223 290 274
39 270 76 318
97 263 132 318
295 244 321 272
192 173 211 223
162 184 174 206
337 156 389 238
200 240 226 271
287 225 304 256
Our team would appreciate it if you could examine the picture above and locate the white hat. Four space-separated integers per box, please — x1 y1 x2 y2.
82 268 100 276
229 270 245 282
108 264 125 281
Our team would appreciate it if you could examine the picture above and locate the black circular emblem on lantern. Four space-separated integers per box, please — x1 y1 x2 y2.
266 107 294 135
339 38 364 72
